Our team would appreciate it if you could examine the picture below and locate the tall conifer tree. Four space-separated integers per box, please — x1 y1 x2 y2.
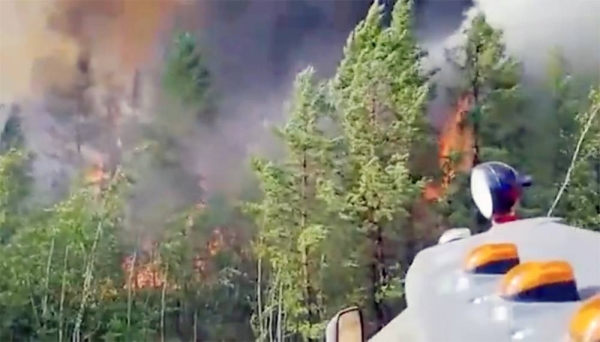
322 0 429 329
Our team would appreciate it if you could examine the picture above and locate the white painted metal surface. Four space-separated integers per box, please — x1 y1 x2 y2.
370 217 600 342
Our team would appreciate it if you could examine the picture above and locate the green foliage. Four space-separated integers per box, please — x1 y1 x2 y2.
247 67 334 341
319 0 429 328
446 12 527 165
440 18 598 232
0 163 256 341
0 112 26 153
163 31 214 119
0 151 32 244
553 88 600 229
325 0 428 223
128 31 212 235
0 170 129 341
442 12 529 228
333 1 384 97
158 206 255 342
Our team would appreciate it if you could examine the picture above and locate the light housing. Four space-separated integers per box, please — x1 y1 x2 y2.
470 161 532 220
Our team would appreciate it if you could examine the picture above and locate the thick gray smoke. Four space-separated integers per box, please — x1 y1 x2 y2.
422 0 599 124
188 0 472 194
474 0 600 80
198 0 471 94
193 0 599 196
2 0 598 215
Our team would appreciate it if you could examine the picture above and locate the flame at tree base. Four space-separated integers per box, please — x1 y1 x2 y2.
424 94 475 201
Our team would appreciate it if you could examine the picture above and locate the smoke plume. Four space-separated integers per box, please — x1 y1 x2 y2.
0 0 182 204
423 0 600 125
474 0 600 80
0 0 180 102
184 0 474 196
1 0 597 209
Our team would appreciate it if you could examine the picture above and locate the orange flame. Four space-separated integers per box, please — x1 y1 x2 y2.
122 253 169 290
85 158 109 193
121 227 233 291
0 0 182 102
424 94 475 201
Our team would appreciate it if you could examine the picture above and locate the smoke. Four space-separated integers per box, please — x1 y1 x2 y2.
0 0 180 102
474 0 600 80
0 0 472 199
423 0 600 125
0 0 182 203
184 0 475 197
0 1 78 103
2 0 596 215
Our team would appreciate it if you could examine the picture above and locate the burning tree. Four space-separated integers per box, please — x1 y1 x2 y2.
439 12 528 229
423 94 475 201
446 13 525 167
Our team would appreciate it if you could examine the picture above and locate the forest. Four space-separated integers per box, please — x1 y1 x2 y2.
0 1 598 341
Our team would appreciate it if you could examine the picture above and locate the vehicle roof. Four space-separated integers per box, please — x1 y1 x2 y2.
371 217 600 342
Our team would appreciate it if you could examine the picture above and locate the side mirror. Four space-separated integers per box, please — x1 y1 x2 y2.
325 306 365 342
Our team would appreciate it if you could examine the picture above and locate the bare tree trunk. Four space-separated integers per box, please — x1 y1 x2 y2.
468 42 491 232
161 265 168 342
300 151 319 342
595 158 600 216
127 251 137 332
469 42 482 168
276 282 284 342
193 311 198 342
74 51 91 167
257 257 265 340
367 214 388 331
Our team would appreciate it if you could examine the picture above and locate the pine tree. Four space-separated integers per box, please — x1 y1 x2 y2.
0 110 26 152
0 150 31 243
551 88 600 230
545 52 581 172
247 67 332 341
446 12 526 166
321 0 429 330
527 52 587 216
0 106 33 241
163 31 215 123
442 12 531 229
129 31 215 231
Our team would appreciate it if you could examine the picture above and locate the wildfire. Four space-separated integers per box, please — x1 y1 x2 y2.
424 94 475 201
122 252 170 290
121 227 232 291
85 161 107 185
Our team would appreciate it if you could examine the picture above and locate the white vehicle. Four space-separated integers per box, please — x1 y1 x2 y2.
326 162 600 342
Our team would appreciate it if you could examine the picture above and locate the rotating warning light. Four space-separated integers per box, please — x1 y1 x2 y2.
463 243 520 275
498 261 580 302
568 294 600 342
470 161 532 220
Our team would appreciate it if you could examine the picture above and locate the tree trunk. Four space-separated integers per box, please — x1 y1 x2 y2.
469 42 490 232
364 94 389 330
301 151 319 342
470 44 481 168
302 247 318 342
596 159 600 215
367 213 388 331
